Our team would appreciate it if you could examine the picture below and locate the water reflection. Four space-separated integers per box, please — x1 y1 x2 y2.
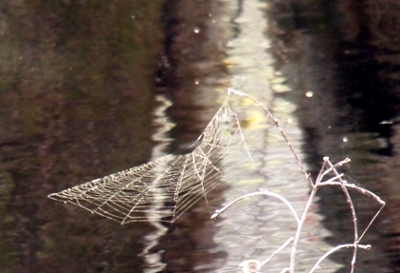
140 94 173 273
1 0 399 272
156 0 231 271
207 0 338 272
0 1 165 272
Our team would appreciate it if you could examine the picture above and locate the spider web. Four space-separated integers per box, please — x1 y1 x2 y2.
48 97 252 224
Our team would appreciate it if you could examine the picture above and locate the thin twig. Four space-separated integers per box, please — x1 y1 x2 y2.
290 158 351 273
325 158 358 273
239 238 294 273
260 237 294 267
309 244 371 273
316 157 351 185
358 204 385 242
318 182 385 204
322 173 344 184
211 190 300 225
290 181 318 272
315 158 329 187
318 182 386 242
228 88 314 188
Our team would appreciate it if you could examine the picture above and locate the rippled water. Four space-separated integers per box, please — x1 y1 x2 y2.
1 0 400 273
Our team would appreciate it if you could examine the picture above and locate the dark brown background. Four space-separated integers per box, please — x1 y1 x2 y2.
1 0 400 272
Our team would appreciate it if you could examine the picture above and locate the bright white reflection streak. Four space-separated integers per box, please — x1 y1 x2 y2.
213 0 340 272
141 94 174 273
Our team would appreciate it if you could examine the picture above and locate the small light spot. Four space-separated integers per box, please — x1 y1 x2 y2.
305 91 313 98
131 15 135 19
287 118 293 124
195 80 199 85
193 27 200 34
343 137 348 143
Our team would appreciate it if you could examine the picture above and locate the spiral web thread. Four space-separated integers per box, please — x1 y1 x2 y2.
48 97 251 224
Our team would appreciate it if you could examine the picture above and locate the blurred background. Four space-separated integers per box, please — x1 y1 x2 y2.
0 0 399 272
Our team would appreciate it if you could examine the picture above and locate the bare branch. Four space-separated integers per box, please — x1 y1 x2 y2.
318 181 386 243
211 190 300 225
239 238 293 273
228 88 314 188
309 244 371 273
322 173 345 184
325 158 359 273
290 181 318 272
260 237 293 267
315 157 351 185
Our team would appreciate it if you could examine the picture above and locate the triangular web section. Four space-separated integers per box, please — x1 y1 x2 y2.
48 99 252 224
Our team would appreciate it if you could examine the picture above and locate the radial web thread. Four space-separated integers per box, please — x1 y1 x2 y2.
48 98 251 224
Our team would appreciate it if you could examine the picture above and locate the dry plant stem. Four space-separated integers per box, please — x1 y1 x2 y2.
316 158 351 185
240 238 294 273
290 158 352 273
228 88 313 188
323 173 344 184
308 244 371 273
319 182 386 242
211 191 300 225
260 237 294 267
221 90 384 273
289 182 318 273
325 158 358 273
228 88 319 272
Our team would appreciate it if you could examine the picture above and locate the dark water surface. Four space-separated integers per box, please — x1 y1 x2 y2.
1 0 400 272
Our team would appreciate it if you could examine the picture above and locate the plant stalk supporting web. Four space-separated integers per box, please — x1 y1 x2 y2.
213 89 386 273
48 89 385 273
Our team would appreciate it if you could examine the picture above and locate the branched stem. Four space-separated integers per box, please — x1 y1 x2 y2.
318 182 386 242
217 90 385 273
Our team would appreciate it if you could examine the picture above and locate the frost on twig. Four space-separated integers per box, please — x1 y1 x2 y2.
213 89 386 273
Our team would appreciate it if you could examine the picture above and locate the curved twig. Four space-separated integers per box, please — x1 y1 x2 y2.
318 181 386 242
309 244 371 273
228 88 313 188
211 190 300 225
324 158 358 273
